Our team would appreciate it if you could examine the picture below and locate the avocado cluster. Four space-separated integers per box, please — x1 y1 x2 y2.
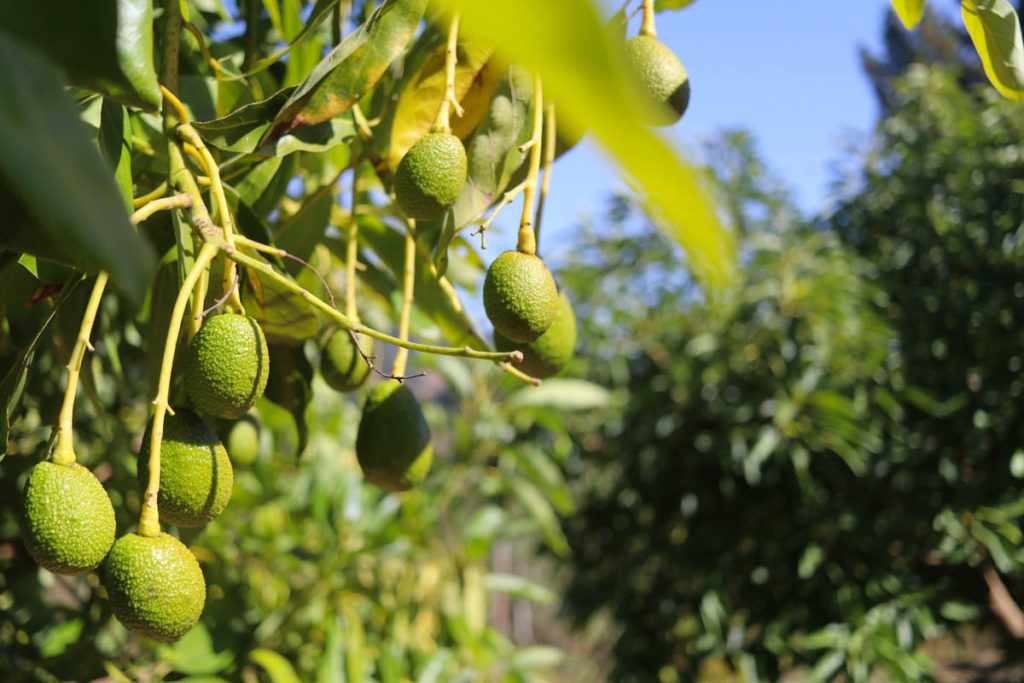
494 290 577 379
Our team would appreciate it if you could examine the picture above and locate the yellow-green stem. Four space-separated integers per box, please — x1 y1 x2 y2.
431 12 463 134
533 103 557 255
516 75 544 256
133 181 169 209
640 0 657 37
139 241 219 538
346 159 362 322
391 226 417 377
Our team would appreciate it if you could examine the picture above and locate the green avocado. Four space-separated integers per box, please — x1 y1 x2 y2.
104 532 206 642
356 380 433 492
183 313 269 420
20 461 115 575
137 409 233 527
394 133 467 221
226 414 261 466
321 328 371 393
494 290 577 379
483 251 559 344
625 35 690 126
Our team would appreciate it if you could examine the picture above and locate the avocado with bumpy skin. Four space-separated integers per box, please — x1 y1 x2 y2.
394 133 467 221
494 290 577 379
137 409 233 528
356 380 433 492
20 461 115 575
625 35 690 126
483 251 559 344
104 532 206 642
183 313 269 420
320 328 371 393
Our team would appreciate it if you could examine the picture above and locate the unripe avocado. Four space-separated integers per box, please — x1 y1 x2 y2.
625 35 690 126
494 291 577 379
104 532 206 642
394 132 467 221
183 314 269 420
356 380 433 492
20 461 115 575
483 251 559 344
321 329 371 393
138 409 233 527
226 415 260 466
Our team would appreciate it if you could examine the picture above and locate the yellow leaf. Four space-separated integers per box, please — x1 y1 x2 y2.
962 0 1024 100
891 0 927 30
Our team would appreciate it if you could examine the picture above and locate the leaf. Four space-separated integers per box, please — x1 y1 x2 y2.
891 0 927 30
482 573 557 605
282 0 329 88
264 344 313 456
432 0 736 289
962 0 1024 100
506 475 570 557
37 618 84 658
507 379 611 411
510 646 565 671
0 0 161 110
244 0 337 78
1 276 84 456
385 36 498 168
274 184 336 268
314 615 345 683
240 252 319 346
192 88 296 154
158 622 233 675
265 0 428 144
0 33 156 298
463 504 506 560
655 0 699 9
97 100 134 210
249 649 302 683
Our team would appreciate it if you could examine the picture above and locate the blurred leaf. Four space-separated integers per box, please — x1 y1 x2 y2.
315 615 345 683
510 646 565 671
0 33 155 298
482 573 556 605
507 379 610 411
275 183 336 268
464 504 506 560
250 649 302 683
891 0 927 30
810 650 846 682
507 475 570 556
264 344 313 456
37 618 83 658
416 649 453 683
939 601 981 621
158 622 233 675
266 0 428 145
97 100 133 209
433 0 736 288
342 604 367 683
0 0 161 110
241 250 319 345
655 0 699 9
962 0 1024 100
798 544 824 580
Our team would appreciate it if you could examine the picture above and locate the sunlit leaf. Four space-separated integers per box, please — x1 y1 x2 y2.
962 0 1024 100
655 0 699 9
507 379 611 410
482 573 557 605
891 0 927 30
249 648 302 683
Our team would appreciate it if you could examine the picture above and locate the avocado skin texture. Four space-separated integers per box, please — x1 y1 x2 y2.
138 409 233 527
21 461 115 575
183 314 269 420
483 251 559 344
226 415 260 466
356 380 433 492
494 290 577 379
625 35 690 126
104 532 206 642
394 133 467 221
321 329 371 393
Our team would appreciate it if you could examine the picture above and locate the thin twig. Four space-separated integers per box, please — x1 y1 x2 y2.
196 273 238 319
471 181 527 250
346 328 426 383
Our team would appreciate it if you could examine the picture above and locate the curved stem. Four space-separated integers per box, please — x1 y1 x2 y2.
133 181 169 209
391 225 417 377
640 0 657 38
139 241 219 538
516 75 544 256
132 193 194 224
431 12 463 134
533 103 557 256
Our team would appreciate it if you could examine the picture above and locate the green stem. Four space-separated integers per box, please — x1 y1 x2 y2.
391 226 416 377
161 0 183 92
640 0 657 38
346 158 362 322
516 74 544 256
430 12 462 134
533 103 556 256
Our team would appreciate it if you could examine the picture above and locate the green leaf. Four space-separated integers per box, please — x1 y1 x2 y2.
506 475 570 556
158 622 233 676
940 600 981 621
434 0 736 288
315 615 345 683
464 505 506 560
265 0 428 145
891 0 927 30
0 0 161 110
655 0 699 9
962 0 1024 100
507 379 611 411
509 646 565 671
244 0 337 78
240 253 319 346
264 344 314 456
282 0 329 88
249 649 302 683
193 88 297 154
274 184 336 268
37 618 84 658
482 573 557 605
0 33 156 298
97 100 134 210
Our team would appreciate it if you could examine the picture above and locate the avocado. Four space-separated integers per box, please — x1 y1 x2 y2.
483 251 559 344
394 132 467 221
321 328 371 393
183 314 269 420
356 380 433 492
625 35 690 126
494 290 577 378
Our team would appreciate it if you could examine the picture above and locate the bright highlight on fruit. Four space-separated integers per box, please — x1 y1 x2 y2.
394 132 468 221
104 532 207 642
356 380 433 492
494 290 577 379
625 35 690 126
183 313 270 420
20 461 116 575
483 250 559 344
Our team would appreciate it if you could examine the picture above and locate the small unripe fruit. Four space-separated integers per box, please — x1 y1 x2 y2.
625 35 690 126
138 409 233 527
226 415 260 466
483 251 559 344
321 329 371 393
104 532 206 642
183 314 269 420
394 133 467 221
356 380 433 492
21 461 115 575
494 291 577 379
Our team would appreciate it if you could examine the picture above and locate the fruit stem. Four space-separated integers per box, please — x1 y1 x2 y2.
430 11 464 134
471 181 527 250
191 222 519 363
391 225 417 378
177 124 245 316
533 103 557 256
640 0 657 38
516 74 544 256
345 158 362 323
133 181 169 209
132 193 195 224
139 241 220 538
